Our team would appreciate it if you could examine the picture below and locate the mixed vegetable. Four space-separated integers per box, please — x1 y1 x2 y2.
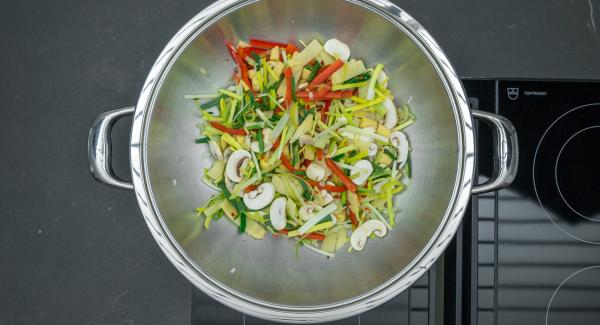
188 37 415 257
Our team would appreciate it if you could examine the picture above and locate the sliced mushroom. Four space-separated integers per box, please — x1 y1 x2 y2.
350 220 388 251
299 204 316 222
243 183 275 210
319 189 334 205
250 128 274 153
224 174 236 192
225 149 251 183
368 142 379 157
306 162 326 182
350 160 374 186
269 197 287 231
389 131 410 169
324 38 351 62
208 141 223 160
250 141 273 153
223 147 234 161
383 98 398 129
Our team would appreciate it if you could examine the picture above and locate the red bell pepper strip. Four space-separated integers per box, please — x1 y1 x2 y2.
278 229 326 241
249 38 289 49
322 100 332 123
244 184 258 193
316 149 323 161
326 158 358 193
272 136 281 151
315 84 331 98
286 43 299 54
281 154 297 172
347 208 359 227
303 232 326 241
209 122 248 136
309 59 344 87
225 41 252 90
284 67 293 106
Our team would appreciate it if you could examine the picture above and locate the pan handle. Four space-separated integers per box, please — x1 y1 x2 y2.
471 110 519 195
88 107 135 190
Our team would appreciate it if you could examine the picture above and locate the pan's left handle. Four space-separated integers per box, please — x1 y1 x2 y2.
88 107 135 190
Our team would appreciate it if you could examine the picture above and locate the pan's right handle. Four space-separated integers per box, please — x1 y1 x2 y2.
88 107 135 190
471 110 519 195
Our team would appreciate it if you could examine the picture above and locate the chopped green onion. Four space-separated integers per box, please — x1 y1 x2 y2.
344 96 386 113
270 112 290 142
307 61 321 83
196 97 221 110
219 89 243 101
343 71 371 84
384 148 397 161
340 126 388 142
195 137 210 144
364 202 392 230
291 76 297 102
239 213 247 233
245 122 265 130
185 94 220 100
298 203 337 235
331 81 370 91
366 64 384 100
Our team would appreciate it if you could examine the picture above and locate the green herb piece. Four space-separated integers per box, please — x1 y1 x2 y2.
343 71 372 84
257 127 265 152
198 97 222 110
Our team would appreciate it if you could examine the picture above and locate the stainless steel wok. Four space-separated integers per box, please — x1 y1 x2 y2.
88 0 518 322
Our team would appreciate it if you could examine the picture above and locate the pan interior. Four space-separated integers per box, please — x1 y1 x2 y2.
144 0 459 306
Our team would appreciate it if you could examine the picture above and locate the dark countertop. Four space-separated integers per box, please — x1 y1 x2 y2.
1 0 599 324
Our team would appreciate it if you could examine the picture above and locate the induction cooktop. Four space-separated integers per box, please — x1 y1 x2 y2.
191 79 600 325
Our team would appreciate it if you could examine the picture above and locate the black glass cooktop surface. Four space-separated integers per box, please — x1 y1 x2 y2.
191 79 600 325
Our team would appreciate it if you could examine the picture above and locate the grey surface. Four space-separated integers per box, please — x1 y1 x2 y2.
1 0 599 324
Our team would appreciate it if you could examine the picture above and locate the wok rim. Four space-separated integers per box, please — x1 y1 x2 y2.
129 0 475 322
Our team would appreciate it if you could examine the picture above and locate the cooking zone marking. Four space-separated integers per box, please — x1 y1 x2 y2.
533 103 600 244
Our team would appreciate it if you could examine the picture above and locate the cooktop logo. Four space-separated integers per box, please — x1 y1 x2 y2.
507 88 520 100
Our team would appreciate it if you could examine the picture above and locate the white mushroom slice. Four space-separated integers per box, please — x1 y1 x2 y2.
383 98 398 129
306 162 326 182
299 204 316 222
223 148 234 161
368 143 379 157
208 141 223 160
269 197 287 231
319 189 334 205
323 38 351 62
225 149 251 183
377 70 389 88
350 220 388 251
243 183 275 211
250 141 273 153
224 174 236 192
250 128 274 153
350 160 373 186
389 131 410 169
